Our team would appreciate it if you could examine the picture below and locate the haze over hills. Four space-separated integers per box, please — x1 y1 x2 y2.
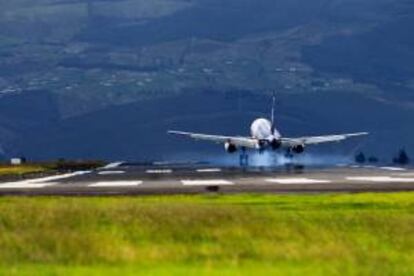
0 0 413 161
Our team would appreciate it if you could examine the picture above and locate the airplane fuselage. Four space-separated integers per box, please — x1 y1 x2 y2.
250 118 282 150
250 118 280 140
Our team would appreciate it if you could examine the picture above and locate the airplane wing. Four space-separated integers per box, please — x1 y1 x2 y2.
281 132 368 147
168 130 258 149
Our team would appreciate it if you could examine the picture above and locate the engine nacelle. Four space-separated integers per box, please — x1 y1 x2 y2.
224 142 237 153
292 144 305 154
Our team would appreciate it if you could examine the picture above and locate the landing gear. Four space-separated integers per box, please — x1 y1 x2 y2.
284 148 294 159
239 147 249 167
284 148 304 171
284 148 295 167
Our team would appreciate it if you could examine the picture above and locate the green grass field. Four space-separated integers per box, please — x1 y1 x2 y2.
0 193 413 275
0 165 49 177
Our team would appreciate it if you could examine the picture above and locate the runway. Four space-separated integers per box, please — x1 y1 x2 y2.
1 163 414 196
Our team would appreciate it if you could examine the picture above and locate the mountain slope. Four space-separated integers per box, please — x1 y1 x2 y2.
0 0 413 161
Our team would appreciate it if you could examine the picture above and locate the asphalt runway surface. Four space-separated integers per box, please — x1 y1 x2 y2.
1 163 414 196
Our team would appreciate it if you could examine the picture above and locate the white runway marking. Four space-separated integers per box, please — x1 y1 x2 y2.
27 171 92 183
98 171 126 175
181 180 234 186
265 178 332 184
0 182 58 189
0 171 92 189
146 169 173 174
196 168 222 173
394 173 414 177
346 176 414 183
88 181 142 187
380 167 407 171
101 162 124 169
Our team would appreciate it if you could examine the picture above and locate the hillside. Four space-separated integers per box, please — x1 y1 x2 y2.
0 0 413 161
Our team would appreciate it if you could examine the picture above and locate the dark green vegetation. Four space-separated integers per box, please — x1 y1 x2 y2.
0 193 413 275
0 0 413 160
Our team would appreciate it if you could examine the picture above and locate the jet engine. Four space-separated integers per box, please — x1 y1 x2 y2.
292 144 305 154
224 142 237 153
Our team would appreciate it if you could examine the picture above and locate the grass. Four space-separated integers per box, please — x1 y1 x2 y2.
0 165 49 177
0 161 104 177
0 193 413 275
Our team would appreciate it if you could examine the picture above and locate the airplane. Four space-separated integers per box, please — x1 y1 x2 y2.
168 96 368 165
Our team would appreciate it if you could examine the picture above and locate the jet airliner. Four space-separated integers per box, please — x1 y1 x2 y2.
168 96 368 161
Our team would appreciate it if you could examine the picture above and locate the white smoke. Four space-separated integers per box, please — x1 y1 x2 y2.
210 151 352 167
164 150 352 168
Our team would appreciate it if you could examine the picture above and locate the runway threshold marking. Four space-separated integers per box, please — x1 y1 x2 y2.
88 181 143 187
196 168 222 173
146 169 173 174
265 178 332 184
346 176 414 183
181 180 234 186
98 171 126 175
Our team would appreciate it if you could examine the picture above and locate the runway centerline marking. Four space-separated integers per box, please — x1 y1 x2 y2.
394 173 414 177
379 167 407 171
196 168 222 173
98 171 126 175
88 181 142 187
146 169 173 174
265 178 332 184
181 180 234 186
346 176 414 183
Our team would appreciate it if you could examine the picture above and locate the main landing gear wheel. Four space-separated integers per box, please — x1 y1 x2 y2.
284 148 295 168
284 148 294 159
239 147 249 167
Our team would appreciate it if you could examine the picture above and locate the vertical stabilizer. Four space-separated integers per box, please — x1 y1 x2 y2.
271 92 276 130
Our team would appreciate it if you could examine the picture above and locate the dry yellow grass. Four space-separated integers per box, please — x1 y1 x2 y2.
0 165 48 176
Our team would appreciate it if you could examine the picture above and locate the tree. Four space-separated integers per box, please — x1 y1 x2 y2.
368 156 379 163
355 152 366 164
393 149 410 165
